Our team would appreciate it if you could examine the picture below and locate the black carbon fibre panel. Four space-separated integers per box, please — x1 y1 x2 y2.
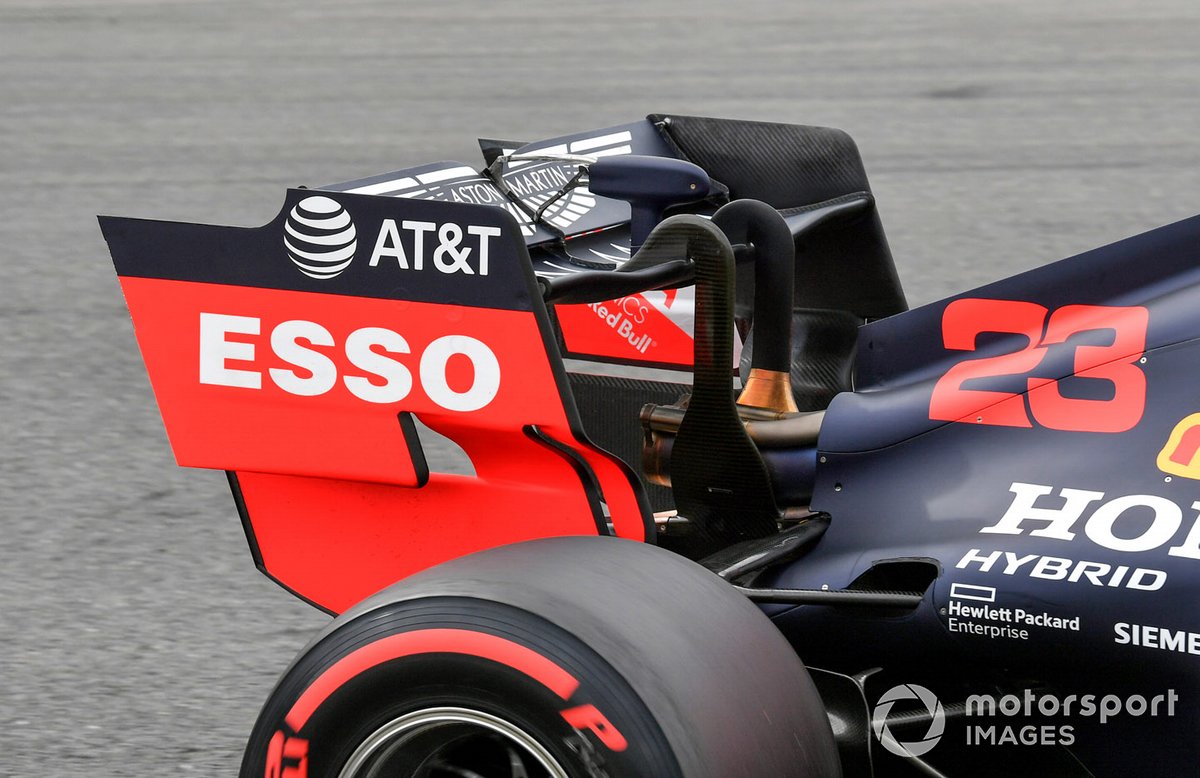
651 114 907 320
741 308 862 412
567 372 687 512
656 117 869 208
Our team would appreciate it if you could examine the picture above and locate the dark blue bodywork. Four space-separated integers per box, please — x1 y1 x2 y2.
769 215 1200 773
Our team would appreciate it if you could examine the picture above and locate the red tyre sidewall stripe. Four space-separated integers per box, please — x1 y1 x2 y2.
284 628 581 733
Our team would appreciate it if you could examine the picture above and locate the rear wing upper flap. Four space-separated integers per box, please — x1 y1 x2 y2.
103 191 539 310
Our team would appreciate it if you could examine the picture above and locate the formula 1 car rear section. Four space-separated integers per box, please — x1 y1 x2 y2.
101 115 1200 776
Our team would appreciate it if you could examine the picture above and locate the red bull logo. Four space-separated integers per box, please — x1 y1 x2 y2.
1158 413 1200 480
584 296 654 354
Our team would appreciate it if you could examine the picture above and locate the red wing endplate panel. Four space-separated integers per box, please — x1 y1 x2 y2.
117 280 569 486
554 287 699 369
102 192 651 613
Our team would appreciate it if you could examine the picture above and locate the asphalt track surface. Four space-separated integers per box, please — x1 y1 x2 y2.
3 1 1200 774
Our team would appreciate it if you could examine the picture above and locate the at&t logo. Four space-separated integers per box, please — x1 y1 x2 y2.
284 196 358 279
871 683 945 757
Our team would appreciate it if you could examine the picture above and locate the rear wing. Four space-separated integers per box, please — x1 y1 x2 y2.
322 119 676 246
321 119 706 371
101 192 651 613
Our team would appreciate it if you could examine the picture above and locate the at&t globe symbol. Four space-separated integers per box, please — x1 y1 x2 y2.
284 195 357 279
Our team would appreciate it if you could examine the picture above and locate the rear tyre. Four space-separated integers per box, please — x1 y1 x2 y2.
240 536 840 778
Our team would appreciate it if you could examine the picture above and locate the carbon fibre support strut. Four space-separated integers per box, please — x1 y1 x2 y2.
541 216 785 556
735 587 924 608
634 216 782 557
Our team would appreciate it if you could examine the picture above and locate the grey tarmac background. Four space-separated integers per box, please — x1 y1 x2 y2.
2 0 1200 774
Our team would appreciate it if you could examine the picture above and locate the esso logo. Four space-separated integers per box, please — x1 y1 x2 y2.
197 313 500 412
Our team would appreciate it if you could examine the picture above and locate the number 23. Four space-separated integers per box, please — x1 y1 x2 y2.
929 299 1148 433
